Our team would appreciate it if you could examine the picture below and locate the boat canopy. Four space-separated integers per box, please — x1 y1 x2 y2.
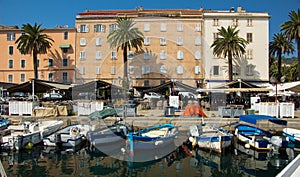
240 115 287 126
88 108 119 120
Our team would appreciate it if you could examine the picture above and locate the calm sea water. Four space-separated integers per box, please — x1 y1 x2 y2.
0 140 299 177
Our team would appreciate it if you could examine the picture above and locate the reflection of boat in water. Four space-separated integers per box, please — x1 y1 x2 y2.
189 148 231 171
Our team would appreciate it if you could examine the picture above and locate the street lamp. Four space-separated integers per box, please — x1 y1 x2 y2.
270 76 285 102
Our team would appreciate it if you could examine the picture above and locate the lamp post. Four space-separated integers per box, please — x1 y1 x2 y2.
270 76 285 102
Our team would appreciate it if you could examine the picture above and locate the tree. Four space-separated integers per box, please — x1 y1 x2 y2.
281 8 300 80
15 23 54 79
210 26 248 82
269 33 295 81
107 17 144 103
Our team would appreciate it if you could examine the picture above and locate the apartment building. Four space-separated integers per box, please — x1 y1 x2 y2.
0 25 76 84
202 6 270 88
75 8 204 88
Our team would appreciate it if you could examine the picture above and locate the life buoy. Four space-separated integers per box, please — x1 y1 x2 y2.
70 126 80 136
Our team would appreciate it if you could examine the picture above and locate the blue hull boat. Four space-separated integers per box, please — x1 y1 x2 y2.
126 123 178 150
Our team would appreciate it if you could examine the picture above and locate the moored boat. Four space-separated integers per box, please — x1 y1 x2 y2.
43 124 92 147
126 123 179 150
282 127 300 144
188 124 233 153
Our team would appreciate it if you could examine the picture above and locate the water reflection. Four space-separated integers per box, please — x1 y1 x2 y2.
0 142 299 177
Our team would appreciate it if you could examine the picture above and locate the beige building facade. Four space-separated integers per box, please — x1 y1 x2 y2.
75 8 204 88
0 25 76 84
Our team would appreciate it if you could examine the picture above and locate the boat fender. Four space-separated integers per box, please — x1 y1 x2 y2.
155 140 163 145
245 144 250 149
70 127 80 136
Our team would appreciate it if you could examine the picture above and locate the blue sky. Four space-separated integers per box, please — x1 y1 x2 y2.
0 0 299 55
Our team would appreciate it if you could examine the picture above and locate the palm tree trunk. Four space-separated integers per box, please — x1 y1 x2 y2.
123 46 128 104
278 51 282 81
33 50 38 79
297 39 300 80
228 53 233 81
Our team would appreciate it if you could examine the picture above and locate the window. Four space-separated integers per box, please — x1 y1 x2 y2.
195 50 201 60
8 74 13 83
96 37 102 46
160 65 167 74
77 24 89 33
128 51 134 59
111 66 116 75
144 23 150 32
96 51 102 60
233 66 239 75
246 65 254 76
142 65 150 74
177 50 183 60
161 23 166 32
48 73 54 81
48 58 54 67
109 24 118 32
177 24 183 32
94 24 105 32
80 38 86 46
177 37 183 46
195 66 201 74
177 66 183 74
21 59 26 68
160 50 166 60
144 50 151 60
246 49 253 59
144 37 150 46
213 19 219 26
111 50 117 59
213 33 218 41
232 18 239 26
7 33 15 41
62 48 68 53
129 66 134 74
80 66 85 75
96 66 101 74
195 23 201 32
63 31 68 40
195 37 201 46
37 59 40 67
247 33 253 43
8 46 13 55
62 72 68 83
80 51 86 60
8 59 13 68
213 66 219 76
247 19 253 27
160 37 166 46
144 80 149 86
20 73 25 82
62 58 68 66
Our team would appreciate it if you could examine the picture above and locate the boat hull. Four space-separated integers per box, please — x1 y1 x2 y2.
192 135 232 153
282 128 300 144
235 124 271 151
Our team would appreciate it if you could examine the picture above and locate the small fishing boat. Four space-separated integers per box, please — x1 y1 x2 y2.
43 124 92 147
235 115 288 151
0 116 10 130
0 119 64 150
188 124 233 153
282 128 300 144
126 123 178 150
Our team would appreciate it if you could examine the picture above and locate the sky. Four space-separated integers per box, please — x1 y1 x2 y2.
0 0 299 55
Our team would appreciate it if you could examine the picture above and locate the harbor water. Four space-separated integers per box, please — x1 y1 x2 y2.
0 139 299 177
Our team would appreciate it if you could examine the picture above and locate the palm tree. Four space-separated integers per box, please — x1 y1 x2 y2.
269 33 295 81
210 26 248 82
107 17 144 103
15 23 54 79
281 8 300 80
